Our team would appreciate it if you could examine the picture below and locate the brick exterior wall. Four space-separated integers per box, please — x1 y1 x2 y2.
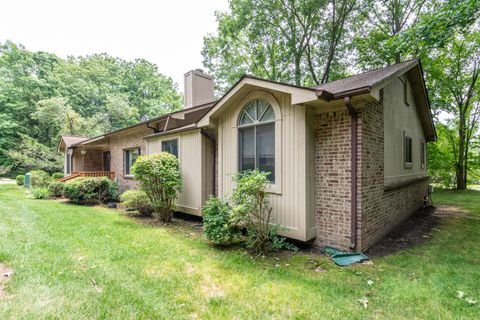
82 149 103 171
314 95 429 251
108 126 153 192
314 110 352 249
357 98 428 250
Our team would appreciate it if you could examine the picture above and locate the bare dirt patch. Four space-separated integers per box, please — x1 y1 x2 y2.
366 205 469 258
0 263 13 299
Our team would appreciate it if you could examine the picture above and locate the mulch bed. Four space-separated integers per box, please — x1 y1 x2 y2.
365 205 466 258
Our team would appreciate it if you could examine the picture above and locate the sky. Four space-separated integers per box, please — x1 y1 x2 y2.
0 0 230 90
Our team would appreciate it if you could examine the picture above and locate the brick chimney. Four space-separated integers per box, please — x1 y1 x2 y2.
184 69 214 109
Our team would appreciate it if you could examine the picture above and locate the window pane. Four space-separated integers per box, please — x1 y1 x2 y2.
239 127 255 172
244 101 257 121
257 123 275 182
405 137 412 163
257 100 269 120
260 106 275 122
162 140 178 158
239 110 254 125
125 150 130 174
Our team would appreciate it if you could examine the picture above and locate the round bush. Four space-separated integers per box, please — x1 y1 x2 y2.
202 196 237 245
16 174 25 186
120 189 154 216
131 152 182 222
63 177 119 205
30 170 52 187
52 172 64 180
48 181 65 197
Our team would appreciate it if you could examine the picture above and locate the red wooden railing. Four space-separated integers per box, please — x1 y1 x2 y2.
58 171 115 183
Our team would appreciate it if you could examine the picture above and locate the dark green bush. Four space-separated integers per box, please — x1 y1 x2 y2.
63 177 119 205
120 189 154 216
30 170 52 187
48 181 65 197
52 172 64 180
202 196 237 245
16 174 25 186
30 187 49 199
131 152 182 222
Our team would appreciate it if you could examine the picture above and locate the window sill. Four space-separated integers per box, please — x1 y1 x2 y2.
266 183 281 195
123 175 135 179
404 163 413 169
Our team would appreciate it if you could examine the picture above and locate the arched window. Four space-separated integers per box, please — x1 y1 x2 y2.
238 99 275 182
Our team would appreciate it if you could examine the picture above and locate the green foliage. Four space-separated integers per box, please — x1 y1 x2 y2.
63 177 118 205
16 174 24 186
203 170 297 253
48 181 65 198
51 172 64 180
30 187 49 199
131 152 182 222
120 189 154 216
202 196 237 245
30 170 52 187
231 170 296 254
0 41 183 175
6 134 63 174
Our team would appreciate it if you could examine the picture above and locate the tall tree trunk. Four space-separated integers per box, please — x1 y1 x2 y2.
294 54 301 85
456 111 466 190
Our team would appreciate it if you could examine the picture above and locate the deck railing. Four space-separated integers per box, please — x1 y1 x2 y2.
58 171 115 183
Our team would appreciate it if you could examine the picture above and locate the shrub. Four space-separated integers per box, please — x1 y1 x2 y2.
132 152 182 223
202 196 237 245
231 170 297 254
48 181 65 198
52 172 64 180
31 187 49 199
120 189 154 216
30 170 52 187
16 174 25 186
63 177 119 205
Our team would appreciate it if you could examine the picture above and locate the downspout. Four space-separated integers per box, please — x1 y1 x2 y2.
344 96 358 250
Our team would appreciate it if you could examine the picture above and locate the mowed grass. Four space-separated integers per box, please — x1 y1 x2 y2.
0 185 479 319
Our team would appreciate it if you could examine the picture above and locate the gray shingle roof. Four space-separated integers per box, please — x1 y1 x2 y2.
313 59 418 96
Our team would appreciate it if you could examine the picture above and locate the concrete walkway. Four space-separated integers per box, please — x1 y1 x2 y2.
0 178 15 185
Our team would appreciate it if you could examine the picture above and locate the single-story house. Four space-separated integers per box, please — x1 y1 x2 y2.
58 59 436 251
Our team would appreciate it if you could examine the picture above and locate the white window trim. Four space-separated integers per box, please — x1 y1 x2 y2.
232 90 282 194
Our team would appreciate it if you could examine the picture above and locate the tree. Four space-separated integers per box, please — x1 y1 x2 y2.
425 30 480 189
202 0 358 91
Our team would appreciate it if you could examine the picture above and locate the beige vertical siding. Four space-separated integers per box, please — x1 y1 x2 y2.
147 129 206 216
383 77 427 181
215 88 315 241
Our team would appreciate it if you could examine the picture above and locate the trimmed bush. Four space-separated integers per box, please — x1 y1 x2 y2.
131 152 182 223
202 196 237 245
16 174 25 186
30 170 52 187
52 172 64 180
63 177 119 205
31 187 49 199
48 181 65 198
120 189 154 216
231 170 297 254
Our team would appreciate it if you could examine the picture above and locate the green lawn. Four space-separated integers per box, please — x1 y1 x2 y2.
0 185 479 319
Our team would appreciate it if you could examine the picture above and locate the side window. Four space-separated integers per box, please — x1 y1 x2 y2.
162 139 178 158
402 77 409 106
420 141 426 169
404 133 412 168
66 153 71 174
124 147 140 175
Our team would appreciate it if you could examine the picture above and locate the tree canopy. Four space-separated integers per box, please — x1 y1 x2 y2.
0 41 182 173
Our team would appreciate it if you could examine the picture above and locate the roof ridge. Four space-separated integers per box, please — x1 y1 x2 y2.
312 59 418 89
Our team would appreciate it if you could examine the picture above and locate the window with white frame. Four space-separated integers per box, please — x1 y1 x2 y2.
238 99 276 182
124 147 140 175
162 139 178 158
